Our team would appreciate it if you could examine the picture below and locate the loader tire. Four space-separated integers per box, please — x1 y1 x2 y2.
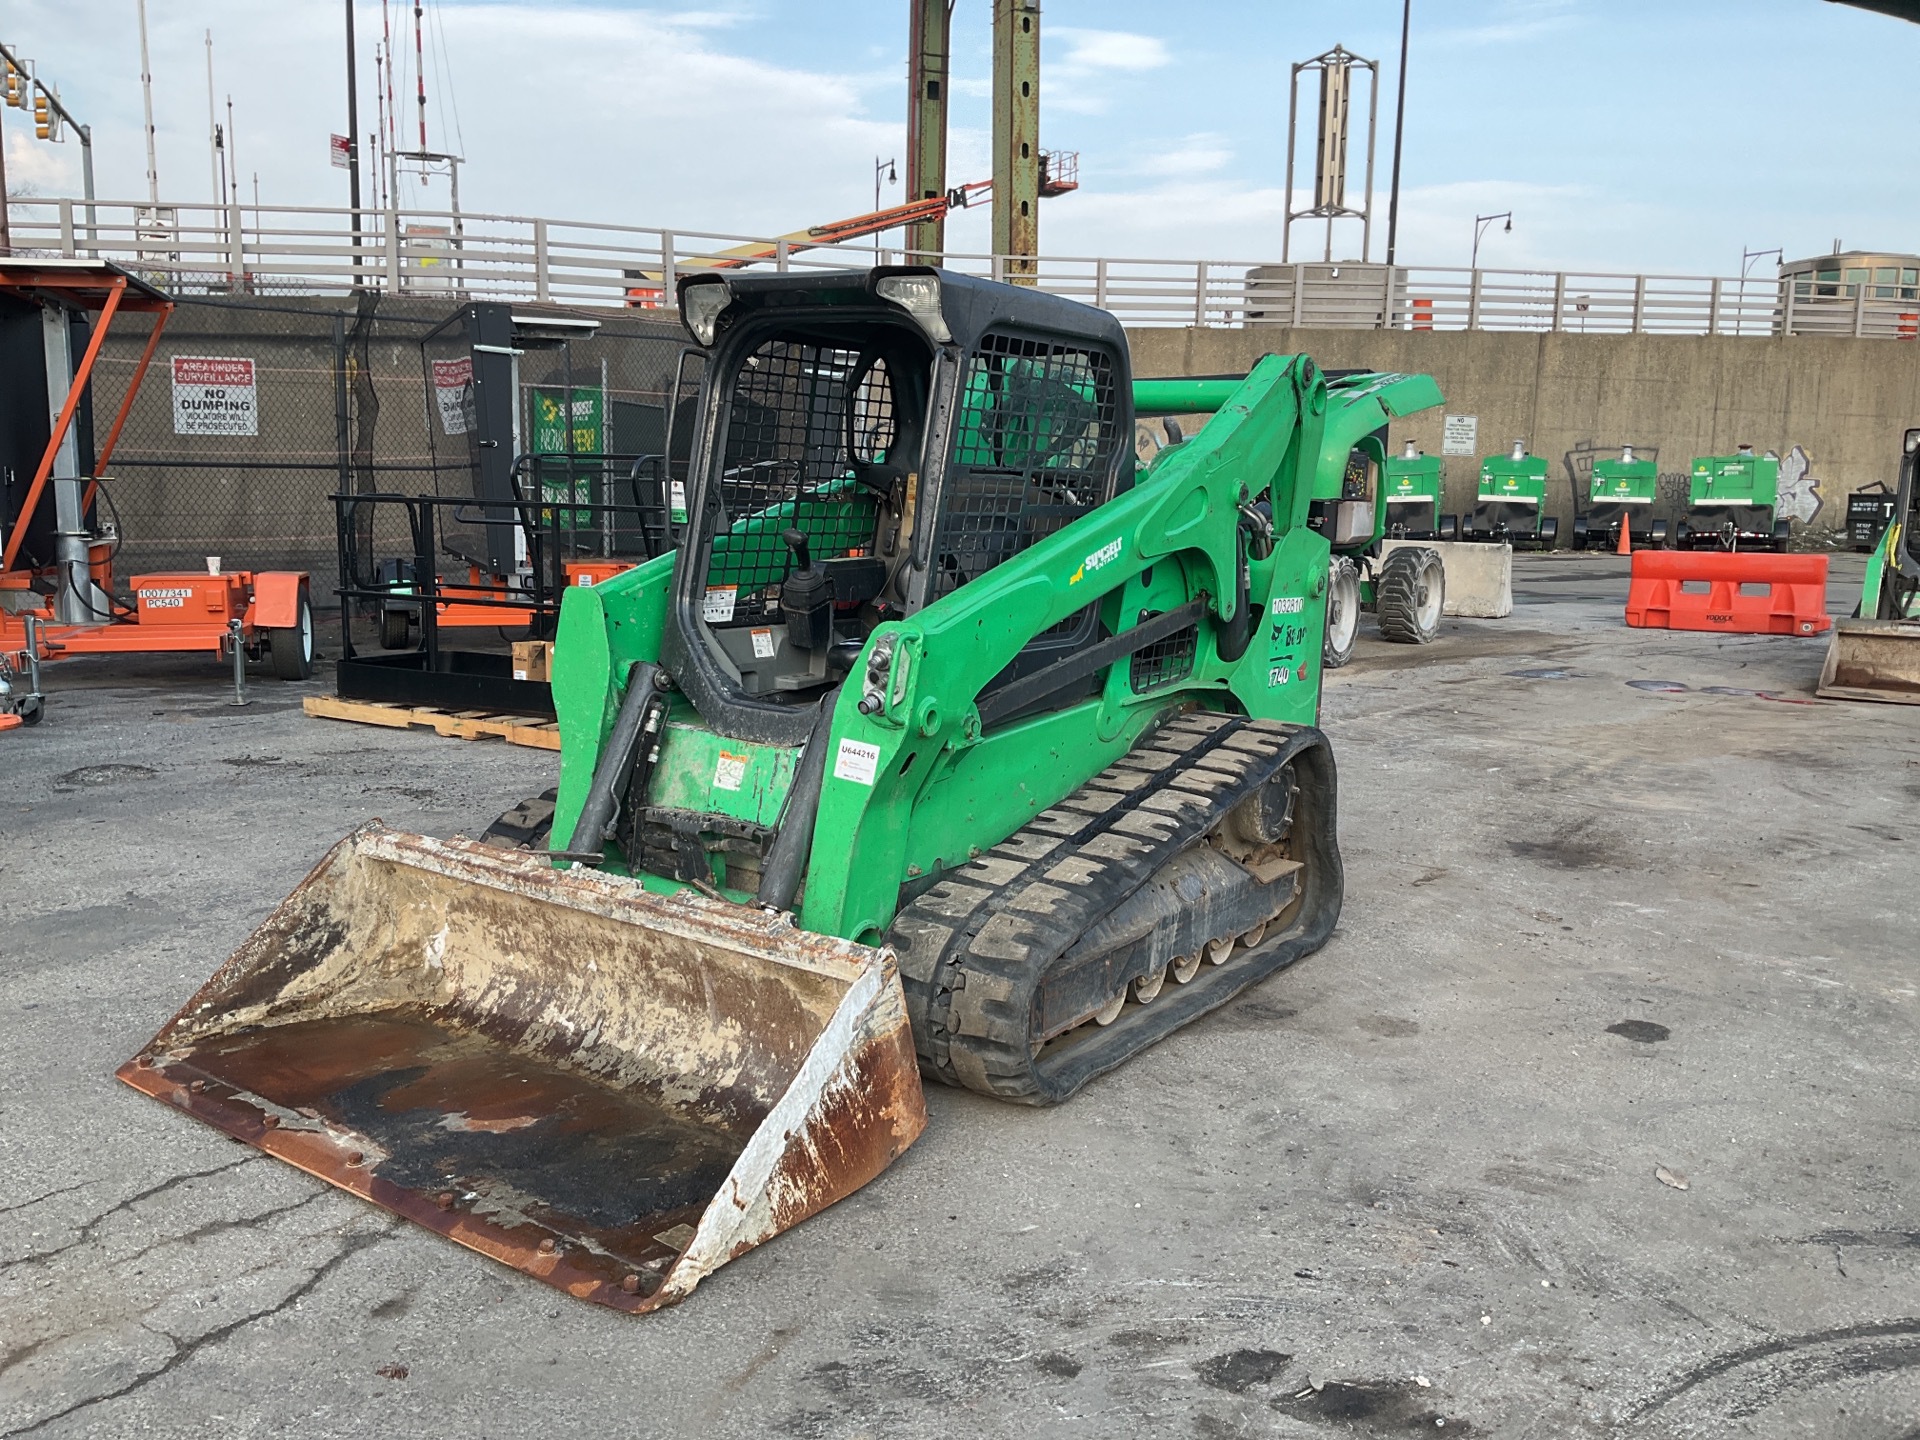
380 607 412 650
1323 556 1360 669
1376 546 1443 645
480 788 558 850
889 711 1342 1106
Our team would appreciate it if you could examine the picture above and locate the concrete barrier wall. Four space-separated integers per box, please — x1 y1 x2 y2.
1126 327 1920 543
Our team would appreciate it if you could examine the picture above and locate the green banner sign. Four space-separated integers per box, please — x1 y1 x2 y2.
529 386 605 529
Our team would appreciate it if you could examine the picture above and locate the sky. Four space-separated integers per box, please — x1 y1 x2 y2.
3 0 1917 277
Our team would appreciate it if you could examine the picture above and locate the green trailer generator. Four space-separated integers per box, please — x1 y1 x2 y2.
1677 446 1790 551
1382 440 1455 542
1573 445 1667 550
1462 440 1557 549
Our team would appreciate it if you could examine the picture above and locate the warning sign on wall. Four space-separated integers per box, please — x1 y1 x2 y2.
431 357 475 436
1441 414 1479 457
171 355 259 436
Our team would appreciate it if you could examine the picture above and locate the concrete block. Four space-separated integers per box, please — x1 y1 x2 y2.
1379 539 1513 618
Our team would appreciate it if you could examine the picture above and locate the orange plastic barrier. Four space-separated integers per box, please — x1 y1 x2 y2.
1625 550 1831 636
1411 298 1433 331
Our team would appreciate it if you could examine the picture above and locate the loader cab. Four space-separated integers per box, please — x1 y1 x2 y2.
663 268 1132 744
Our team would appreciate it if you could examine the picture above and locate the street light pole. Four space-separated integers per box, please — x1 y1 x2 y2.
1738 245 1782 336
1384 0 1412 267
874 155 896 262
1471 211 1512 270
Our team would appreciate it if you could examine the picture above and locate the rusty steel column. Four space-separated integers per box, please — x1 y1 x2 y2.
906 0 953 263
992 0 1041 283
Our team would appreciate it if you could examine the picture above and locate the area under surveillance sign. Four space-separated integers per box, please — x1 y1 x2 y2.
172 355 259 436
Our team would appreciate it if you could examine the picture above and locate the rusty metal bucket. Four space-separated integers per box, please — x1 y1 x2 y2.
116 824 926 1312
1816 617 1920 704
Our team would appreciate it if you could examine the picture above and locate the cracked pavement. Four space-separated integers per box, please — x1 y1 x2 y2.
2 556 1916 1438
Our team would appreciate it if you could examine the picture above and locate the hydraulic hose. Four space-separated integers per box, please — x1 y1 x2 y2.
755 692 839 912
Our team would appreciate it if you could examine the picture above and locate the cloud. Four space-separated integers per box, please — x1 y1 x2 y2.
1047 26 1171 116
1 0 904 240
1127 133 1234 180
1049 28 1171 75
1429 0 1581 47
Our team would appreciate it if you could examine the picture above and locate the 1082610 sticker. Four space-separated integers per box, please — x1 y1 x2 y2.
702 585 737 622
1270 596 1306 616
833 738 881 786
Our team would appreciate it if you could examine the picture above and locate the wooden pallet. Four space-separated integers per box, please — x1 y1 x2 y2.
302 694 562 750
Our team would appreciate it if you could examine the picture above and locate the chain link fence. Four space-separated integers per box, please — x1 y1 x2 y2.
84 292 689 592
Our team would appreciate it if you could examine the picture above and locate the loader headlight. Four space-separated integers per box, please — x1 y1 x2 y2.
874 272 952 343
1906 428 1920 455
680 278 732 347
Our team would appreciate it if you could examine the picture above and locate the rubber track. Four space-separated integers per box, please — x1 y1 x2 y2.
888 710 1338 1105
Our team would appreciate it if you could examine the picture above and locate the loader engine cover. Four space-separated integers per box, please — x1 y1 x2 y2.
117 824 926 1312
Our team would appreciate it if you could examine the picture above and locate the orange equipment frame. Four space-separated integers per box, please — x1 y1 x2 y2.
0 260 311 673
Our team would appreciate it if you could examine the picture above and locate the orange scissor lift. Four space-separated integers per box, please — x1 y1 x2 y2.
0 260 316 729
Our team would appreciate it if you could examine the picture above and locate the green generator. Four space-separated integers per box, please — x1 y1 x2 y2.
1678 446 1789 551
1381 440 1454 541
1574 445 1667 549
1463 440 1557 549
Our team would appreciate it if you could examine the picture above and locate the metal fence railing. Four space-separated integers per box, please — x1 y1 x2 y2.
13 195 1919 340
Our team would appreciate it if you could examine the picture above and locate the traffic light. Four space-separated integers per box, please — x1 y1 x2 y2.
32 86 49 139
3 59 25 109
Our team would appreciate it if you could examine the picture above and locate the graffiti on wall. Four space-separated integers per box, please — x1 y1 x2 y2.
1777 445 1824 524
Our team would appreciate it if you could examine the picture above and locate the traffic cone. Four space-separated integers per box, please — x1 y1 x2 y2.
1616 516 1633 556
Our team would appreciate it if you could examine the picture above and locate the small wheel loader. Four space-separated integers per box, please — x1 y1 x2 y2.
120 269 1442 1311
1311 430 1448 670
1818 425 1920 702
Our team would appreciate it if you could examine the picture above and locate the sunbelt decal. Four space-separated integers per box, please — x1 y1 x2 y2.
1070 537 1123 584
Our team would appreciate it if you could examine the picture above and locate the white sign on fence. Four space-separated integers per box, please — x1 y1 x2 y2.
1442 414 1478 456
431 357 474 435
171 355 259 436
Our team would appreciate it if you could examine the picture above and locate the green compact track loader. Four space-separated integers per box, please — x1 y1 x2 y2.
120 269 1442 1312
1677 446 1790 551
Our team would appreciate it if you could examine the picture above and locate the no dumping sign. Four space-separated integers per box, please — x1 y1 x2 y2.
172 355 259 436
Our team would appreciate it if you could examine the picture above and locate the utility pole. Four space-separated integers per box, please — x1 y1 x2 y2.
345 0 365 286
137 0 159 203
1384 0 1411 266
905 0 953 263
992 0 1041 282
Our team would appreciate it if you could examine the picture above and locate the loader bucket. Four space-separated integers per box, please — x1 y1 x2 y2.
1816 617 1920 704
116 824 926 1312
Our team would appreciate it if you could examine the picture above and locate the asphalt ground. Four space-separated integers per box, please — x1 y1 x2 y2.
2 552 1915 1439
